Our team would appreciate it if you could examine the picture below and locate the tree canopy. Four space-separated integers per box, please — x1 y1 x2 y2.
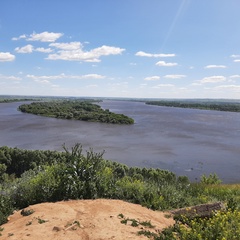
18 100 134 124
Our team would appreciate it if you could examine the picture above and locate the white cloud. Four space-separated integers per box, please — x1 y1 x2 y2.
12 34 27 41
164 74 186 79
135 51 175 57
152 84 174 88
27 31 63 42
230 54 240 58
47 45 125 62
35 47 53 53
15 45 52 53
156 61 178 67
0 74 21 81
230 75 240 78
15 44 34 53
34 79 50 84
86 84 98 88
214 85 240 92
0 52 15 62
49 42 82 50
204 65 227 69
233 59 240 62
199 75 226 84
144 76 160 81
26 73 106 81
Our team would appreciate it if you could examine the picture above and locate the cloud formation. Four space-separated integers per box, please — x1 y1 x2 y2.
47 45 125 62
15 44 34 53
214 85 240 92
0 74 21 81
156 61 178 67
164 74 186 79
27 32 63 42
12 32 63 42
135 51 175 57
0 52 15 62
144 76 160 81
199 75 226 84
49 42 82 50
26 73 106 81
204 65 226 69
153 84 174 88
230 54 240 58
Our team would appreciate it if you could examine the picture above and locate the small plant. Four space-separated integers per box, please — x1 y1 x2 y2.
0 227 4 237
131 219 139 227
37 217 48 224
139 220 155 228
118 213 124 218
21 209 35 216
120 219 128 224
200 173 221 185
26 221 32 226
137 230 158 238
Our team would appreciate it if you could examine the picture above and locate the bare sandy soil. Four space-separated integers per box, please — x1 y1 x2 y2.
1 199 174 240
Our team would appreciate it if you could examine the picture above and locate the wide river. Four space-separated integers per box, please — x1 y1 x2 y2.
0 100 240 183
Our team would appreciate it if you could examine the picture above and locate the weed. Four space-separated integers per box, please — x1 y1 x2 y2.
139 220 155 228
118 213 124 218
37 217 48 224
0 227 3 236
131 219 139 227
137 230 158 238
120 219 128 224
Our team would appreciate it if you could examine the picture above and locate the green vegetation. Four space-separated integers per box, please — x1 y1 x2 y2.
159 208 240 239
0 144 240 238
18 100 134 124
0 98 38 103
146 100 240 112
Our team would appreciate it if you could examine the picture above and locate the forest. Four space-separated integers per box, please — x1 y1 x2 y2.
0 144 240 239
18 100 134 124
146 100 240 112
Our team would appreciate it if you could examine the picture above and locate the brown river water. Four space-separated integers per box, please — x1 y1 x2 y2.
0 100 240 183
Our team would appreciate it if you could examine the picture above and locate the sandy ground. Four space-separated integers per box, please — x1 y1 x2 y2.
1 199 174 240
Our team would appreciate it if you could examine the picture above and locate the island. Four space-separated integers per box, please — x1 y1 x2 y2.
146 100 240 112
18 100 134 124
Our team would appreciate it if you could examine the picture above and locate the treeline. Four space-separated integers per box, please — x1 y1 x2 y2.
0 98 38 103
146 100 240 112
18 100 134 124
0 145 240 238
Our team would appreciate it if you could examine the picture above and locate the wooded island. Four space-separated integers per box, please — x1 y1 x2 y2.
18 100 134 124
146 100 240 112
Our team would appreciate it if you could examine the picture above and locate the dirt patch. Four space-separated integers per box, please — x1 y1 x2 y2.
1 199 174 240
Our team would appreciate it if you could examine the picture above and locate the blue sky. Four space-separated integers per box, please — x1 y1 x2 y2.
1 0 240 99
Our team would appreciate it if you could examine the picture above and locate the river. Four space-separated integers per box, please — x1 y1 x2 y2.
0 100 240 183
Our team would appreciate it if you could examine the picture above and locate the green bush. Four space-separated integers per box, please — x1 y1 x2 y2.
0 143 240 234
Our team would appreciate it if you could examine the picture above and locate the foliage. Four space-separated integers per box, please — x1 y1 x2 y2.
146 100 240 112
0 98 38 103
18 100 134 124
159 209 240 239
0 144 239 238
200 173 222 185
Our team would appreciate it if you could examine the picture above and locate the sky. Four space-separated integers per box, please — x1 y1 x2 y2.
0 0 240 99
